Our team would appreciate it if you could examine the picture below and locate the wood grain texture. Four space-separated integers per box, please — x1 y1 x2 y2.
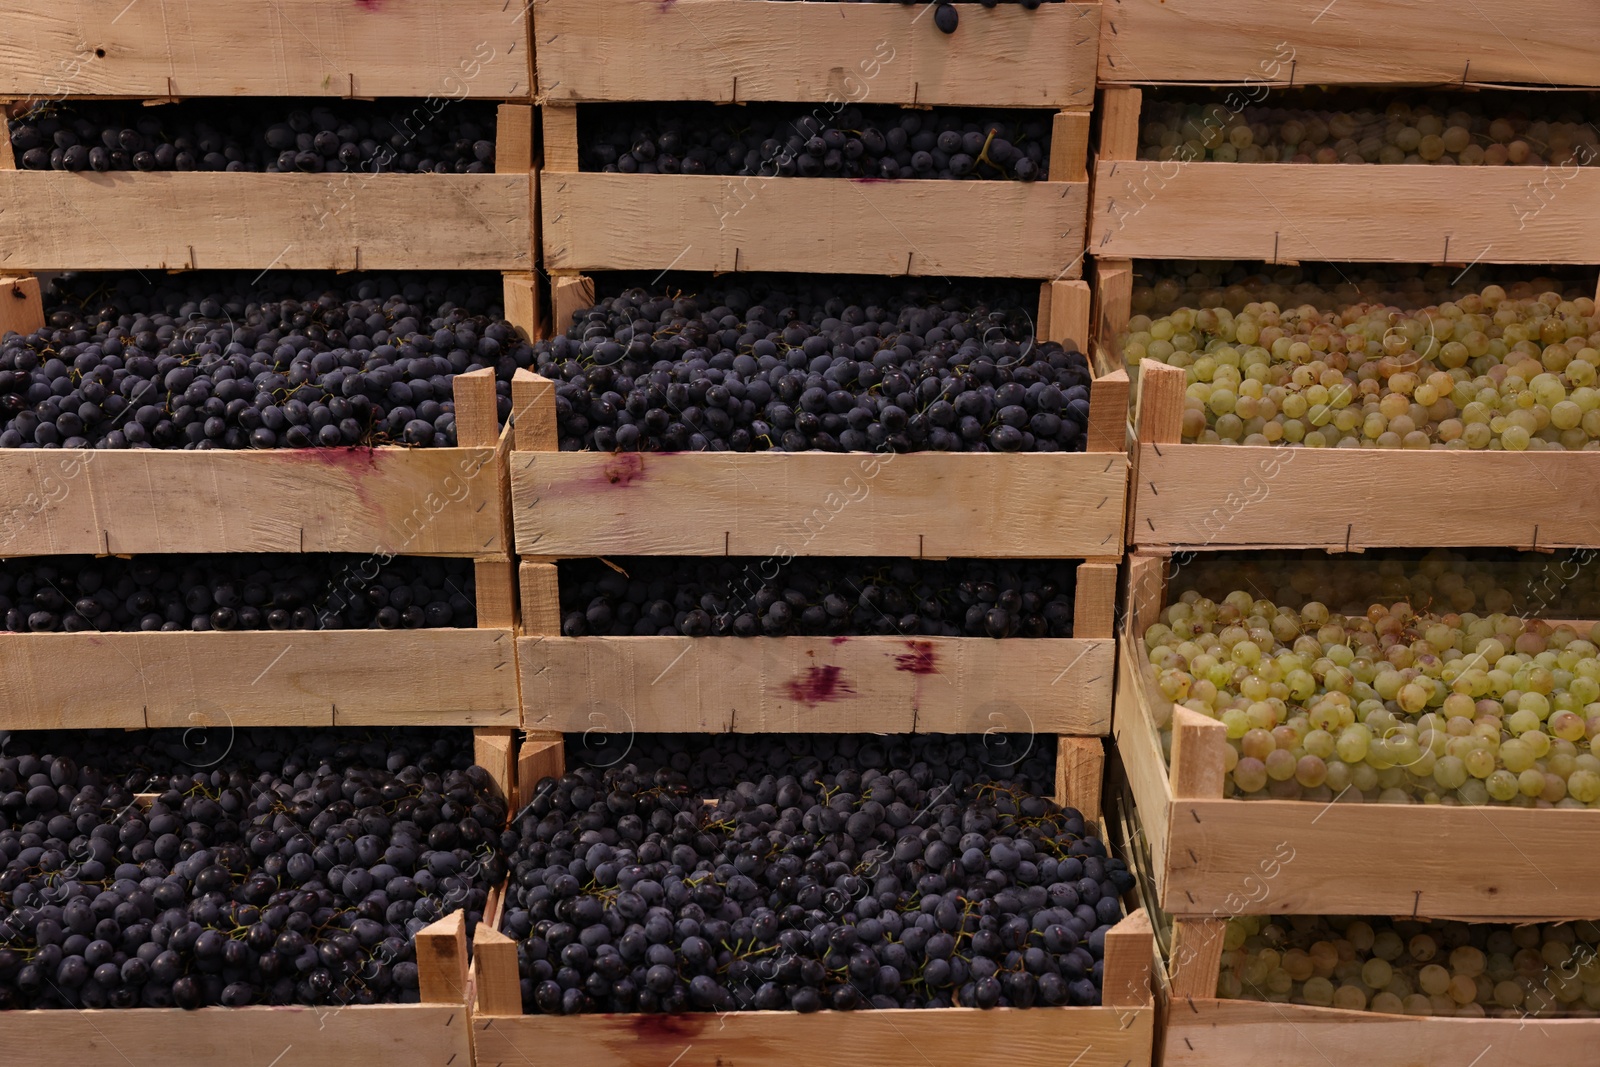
452 367 500 449
1135 444 1600 550
1056 737 1105 819
0 1002 472 1067
541 105 580 172
535 0 1099 107
415 912 469 1005
1093 161 1600 263
1134 359 1187 446
1042 279 1092 350
1098 0 1599 87
1112 629 1174 897
474 1000 1151 1067
517 561 561 636
0 432 508 557
502 274 542 342
0 172 531 270
1125 551 1167 636
471 927 523 1017
1085 368 1130 454
550 275 596 335
511 369 559 452
1167 919 1225 1001
517 735 566 805
1092 258 1132 351
0 0 529 97
0 630 517 730
512 451 1127 558
1097 88 1142 161
519 635 1115 734
1072 561 1118 639
542 172 1087 278
1165 998 1600 1067
474 728 517 809
474 559 519 630
1102 907 1155 1009
496 104 535 174
1169 706 1227 799
1051 110 1093 184
0 276 44 336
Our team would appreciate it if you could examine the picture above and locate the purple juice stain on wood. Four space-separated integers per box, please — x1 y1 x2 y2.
631 1013 704 1040
830 635 849 646
601 453 644 486
894 639 939 675
354 0 386 10
784 664 856 706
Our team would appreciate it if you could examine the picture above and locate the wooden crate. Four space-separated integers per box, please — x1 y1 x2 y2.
0 104 535 272
515 558 1117 738
1160 915 1600 1067
506 304 1130 559
0 559 520 731
1099 0 1599 88
539 105 1089 278
1114 552 1600 921
534 0 1100 109
0 0 530 98
468 736 1154 1067
1090 87 1600 265
0 911 477 1067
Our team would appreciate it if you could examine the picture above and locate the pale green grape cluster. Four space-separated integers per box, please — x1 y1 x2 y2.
1222 915 1600 1018
1145 590 1600 805
1123 286 1600 450
1141 96 1600 167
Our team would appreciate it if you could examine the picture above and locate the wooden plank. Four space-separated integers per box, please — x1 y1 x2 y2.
0 1002 471 1067
0 444 506 557
0 172 531 271
474 1002 1150 1067
502 273 542 341
1092 258 1132 351
517 735 566 805
1134 360 1187 446
474 558 519 630
535 0 1098 107
1098 0 1598 88
1072 561 1118 639
1085 368 1130 454
550 275 596 336
1056 737 1105 819
1166 998 1600 1067
511 369 559 452
452 367 500 449
541 105 580 173
514 452 1127 558
1050 110 1092 184
1093 161 1600 264
1112 628 1174 898
1167 919 1225 1002
0 0 529 97
415 912 469 1005
1102 907 1155 1010
517 561 562 637
1125 552 1167 637
1169 707 1227 800
0 275 44 337
495 103 535 174
1042 279 1092 350
1136 445 1600 550
472 927 523 1017
519 636 1115 735
0 630 516 730
542 172 1088 278
1097 88 1142 161
474 728 517 808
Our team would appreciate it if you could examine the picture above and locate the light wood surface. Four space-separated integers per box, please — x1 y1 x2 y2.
517 561 562 636
1169 706 1227 799
1102 907 1155 1010
0 275 44 337
473 728 517 809
471 927 524 1017
1051 110 1093 184
1167 918 1226 1002
1113 628 1175 896
541 105 581 172
1093 161 1600 264
1098 0 1600 88
1135 443 1600 550
1072 560 1119 639
451 367 500 450
511 369 559 452
0 630 518 730
1056 737 1105 820
502 274 543 342
0 0 530 97
541 172 1087 278
1097 87 1142 161
473 558 519 630
519 635 1115 734
415 912 469 1006
516 735 566 807
495 104 535 174
1041 279 1092 350
512 451 1127 558
0 423 510 558
0 172 531 271
1165 998 1600 1067
535 0 1099 107
550 275 596 336
1134 360 1186 445
1085 367 1130 455
1092 258 1133 350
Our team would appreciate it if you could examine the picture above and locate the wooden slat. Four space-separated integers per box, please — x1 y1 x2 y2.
0 443 506 557
1102 907 1155 1010
1042 279 1092 350
0 275 44 337
1168 919 1226 1002
1085 368 1130 454
536 0 1098 107
415 912 469 1005
474 1002 1151 1067
451 367 500 449
517 734 566 805
1134 360 1187 445
1050 110 1092 183
0 0 530 97
1112 628 1175 898
1093 161 1600 264
520 636 1115 735
1165 998 1600 1067
1097 88 1142 161
541 105 580 173
1092 258 1132 351
1136 445 1600 550
0 172 531 270
474 559 518 630
0 630 516 730
502 273 542 341
517 561 562 637
1125 552 1168 637
511 369 559 452
474 728 517 809
542 172 1087 278
513 452 1127 558
1055 737 1105 819
1072 561 1118 639
472 927 524 1017
1169 707 1227 800
496 104 535 174
1098 0 1598 87
550 275 596 336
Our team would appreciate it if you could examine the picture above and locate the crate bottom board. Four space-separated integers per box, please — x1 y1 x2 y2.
1166 998 1595 1067
0 629 519 729
0 1001 472 1067
473 1003 1153 1067
519 634 1113 733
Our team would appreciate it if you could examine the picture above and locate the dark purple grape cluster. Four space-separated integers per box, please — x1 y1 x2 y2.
557 557 1079 638
8 100 496 174
0 272 536 449
0 554 475 634
535 278 1093 453
0 727 508 1010
504 732 1128 1015
584 103 1049 181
